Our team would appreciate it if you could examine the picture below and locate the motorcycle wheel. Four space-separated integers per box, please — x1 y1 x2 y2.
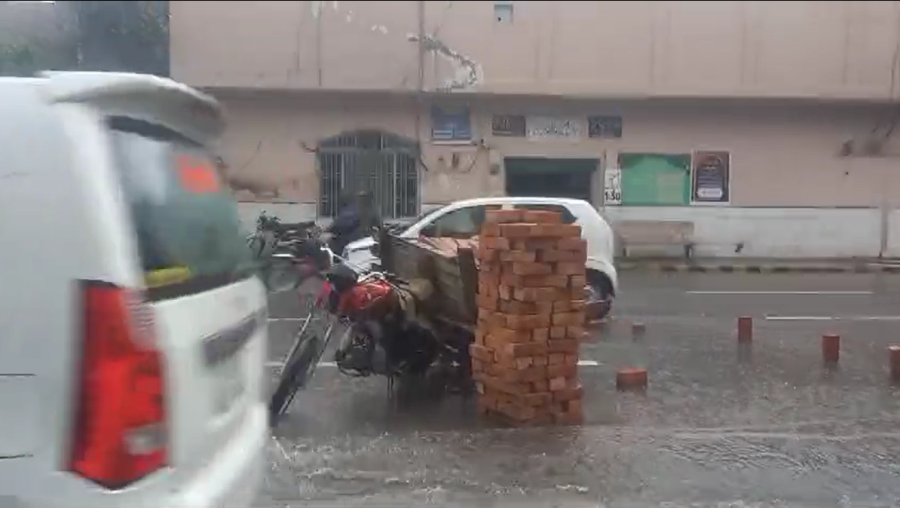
262 259 303 294
269 333 322 425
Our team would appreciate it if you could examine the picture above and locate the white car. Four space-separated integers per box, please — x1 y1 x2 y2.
344 197 619 316
0 72 268 507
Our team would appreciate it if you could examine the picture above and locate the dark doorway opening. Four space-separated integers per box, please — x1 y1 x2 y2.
504 157 597 204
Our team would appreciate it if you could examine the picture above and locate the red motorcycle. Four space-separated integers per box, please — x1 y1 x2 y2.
269 262 439 424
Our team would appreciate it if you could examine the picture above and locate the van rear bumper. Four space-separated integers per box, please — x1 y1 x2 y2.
170 402 269 508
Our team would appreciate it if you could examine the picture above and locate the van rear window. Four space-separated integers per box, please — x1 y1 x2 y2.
108 116 253 300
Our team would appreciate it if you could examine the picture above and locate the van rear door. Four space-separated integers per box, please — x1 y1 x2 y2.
104 115 267 483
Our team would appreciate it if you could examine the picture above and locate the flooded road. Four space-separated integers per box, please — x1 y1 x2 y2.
257 273 900 507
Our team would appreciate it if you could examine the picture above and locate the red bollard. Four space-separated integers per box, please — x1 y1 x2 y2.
616 368 649 391
889 346 900 382
822 333 840 364
737 316 753 343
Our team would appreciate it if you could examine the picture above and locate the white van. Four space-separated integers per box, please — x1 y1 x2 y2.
0 72 268 507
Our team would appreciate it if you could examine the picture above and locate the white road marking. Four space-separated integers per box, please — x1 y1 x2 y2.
265 360 601 368
686 290 872 296
267 317 308 322
765 315 900 322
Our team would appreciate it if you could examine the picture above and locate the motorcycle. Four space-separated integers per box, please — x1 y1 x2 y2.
247 211 321 258
268 246 447 425
248 212 327 293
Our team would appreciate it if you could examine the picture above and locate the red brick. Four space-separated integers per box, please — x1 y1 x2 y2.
511 239 558 251
511 262 553 276
549 376 568 391
549 326 567 340
495 401 536 422
556 237 587 251
484 328 534 347
532 224 582 238
553 312 586 327
521 210 563 224
500 342 548 358
569 286 587 299
473 372 529 397
532 355 548 367
539 249 587 263
505 313 552 330
514 287 566 303
515 357 534 370
531 380 550 392
500 250 536 263
522 391 553 406
566 326 586 340
479 270 499 285
563 354 578 366
498 284 513 301
553 300 571 312
476 293 498 311
548 353 565 366
569 275 587 288
548 339 579 354
481 223 501 237
532 328 550 342
547 363 578 378
552 384 583 402
474 329 487 345
498 223 534 239
485 209 524 224
469 343 494 362
481 236 510 250
555 262 585 276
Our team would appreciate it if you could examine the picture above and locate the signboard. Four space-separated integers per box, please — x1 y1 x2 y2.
604 167 622 205
691 151 730 203
526 116 582 140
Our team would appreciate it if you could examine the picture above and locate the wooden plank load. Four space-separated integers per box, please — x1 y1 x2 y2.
377 230 479 327
470 209 586 426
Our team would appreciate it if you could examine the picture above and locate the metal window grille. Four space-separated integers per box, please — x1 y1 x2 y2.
318 130 420 219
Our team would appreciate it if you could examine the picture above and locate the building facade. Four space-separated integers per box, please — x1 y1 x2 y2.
170 0 900 257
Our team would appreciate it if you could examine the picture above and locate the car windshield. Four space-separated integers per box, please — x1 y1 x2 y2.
108 116 254 298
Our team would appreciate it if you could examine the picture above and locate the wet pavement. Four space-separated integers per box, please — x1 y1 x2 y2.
256 273 900 507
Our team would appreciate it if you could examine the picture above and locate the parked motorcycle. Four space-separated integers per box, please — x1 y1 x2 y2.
268 247 448 425
248 212 327 292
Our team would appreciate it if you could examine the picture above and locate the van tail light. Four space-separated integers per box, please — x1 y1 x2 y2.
69 281 167 489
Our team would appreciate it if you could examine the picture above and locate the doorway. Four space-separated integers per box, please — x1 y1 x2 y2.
504 157 598 204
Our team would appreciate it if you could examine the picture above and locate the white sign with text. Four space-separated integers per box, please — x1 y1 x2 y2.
604 167 622 205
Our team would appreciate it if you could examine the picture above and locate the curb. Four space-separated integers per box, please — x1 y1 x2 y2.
615 262 900 274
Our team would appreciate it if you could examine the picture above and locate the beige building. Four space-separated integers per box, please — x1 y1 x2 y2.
171 0 900 257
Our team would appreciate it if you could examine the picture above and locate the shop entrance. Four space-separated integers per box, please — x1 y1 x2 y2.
504 157 598 204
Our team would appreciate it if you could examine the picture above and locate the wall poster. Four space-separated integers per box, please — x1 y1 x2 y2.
604 167 622 205
691 151 730 203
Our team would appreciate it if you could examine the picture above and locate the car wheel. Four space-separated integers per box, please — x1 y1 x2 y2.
585 270 613 321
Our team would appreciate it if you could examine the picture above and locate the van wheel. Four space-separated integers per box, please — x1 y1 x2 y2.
585 270 613 321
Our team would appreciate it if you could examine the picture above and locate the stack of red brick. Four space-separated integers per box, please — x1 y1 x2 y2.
470 209 587 426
